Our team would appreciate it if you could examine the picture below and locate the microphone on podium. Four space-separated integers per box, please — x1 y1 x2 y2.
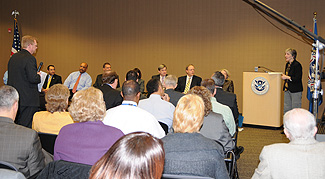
37 62 43 72
258 66 274 73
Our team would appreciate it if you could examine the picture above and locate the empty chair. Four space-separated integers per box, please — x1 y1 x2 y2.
38 132 57 155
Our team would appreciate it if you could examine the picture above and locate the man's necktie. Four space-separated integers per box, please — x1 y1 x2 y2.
72 74 81 93
46 76 52 89
184 77 191 94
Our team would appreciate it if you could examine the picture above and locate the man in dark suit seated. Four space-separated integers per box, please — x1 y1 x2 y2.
41 65 62 93
98 71 123 110
93 62 120 89
164 75 184 107
0 85 51 178
211 71 239 121
175 64 202 94
39 65 63 111
152 64 168 87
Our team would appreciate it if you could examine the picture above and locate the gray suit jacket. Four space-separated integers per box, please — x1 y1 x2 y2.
162 133 229 179
0 117 46 178
164 89 184 107
200 112 235 153
252 138 325 179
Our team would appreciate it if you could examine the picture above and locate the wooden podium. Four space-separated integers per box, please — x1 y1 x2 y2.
242 72 283 127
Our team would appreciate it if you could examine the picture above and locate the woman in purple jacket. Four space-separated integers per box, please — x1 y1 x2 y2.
54 87 124 165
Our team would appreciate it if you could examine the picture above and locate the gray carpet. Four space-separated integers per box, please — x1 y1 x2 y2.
236 127 289 179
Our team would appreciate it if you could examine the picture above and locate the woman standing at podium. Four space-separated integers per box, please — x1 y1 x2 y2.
281 48 303 114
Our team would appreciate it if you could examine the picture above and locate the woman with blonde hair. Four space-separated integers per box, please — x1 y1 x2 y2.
162 94 229 178
89 132 165 179
54 87 124 165
32 84 74 134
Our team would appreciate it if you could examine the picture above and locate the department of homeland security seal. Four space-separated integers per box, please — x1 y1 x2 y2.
251 77 269 95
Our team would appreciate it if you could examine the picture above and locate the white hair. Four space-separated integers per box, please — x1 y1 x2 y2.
283 108 316 140
0 85 19 111
164 75 177 87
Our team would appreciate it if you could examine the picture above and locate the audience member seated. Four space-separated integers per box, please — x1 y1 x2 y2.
0 85 50 178
98 71 123 110
133 68 145 93
211 71 239 120
188 86 235 153
162 94 229 179
117 70 147 99
220 69 234 93
103 80 165 138
89 132 165 179
93 62 120 89
138 78 175 130
53 87 124 165
152 64 168 88
252 108 325 179
201 79 236 136
32 84 74 135
164 75 184 107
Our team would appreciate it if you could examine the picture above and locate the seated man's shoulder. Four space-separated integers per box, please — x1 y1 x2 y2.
208 111 223 119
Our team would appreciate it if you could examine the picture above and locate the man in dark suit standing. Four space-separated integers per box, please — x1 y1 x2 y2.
212 71 239 120
7 35 41 128
175 64 202 94
152 64 168 87
99 71 123 110
0 85 48 178
41 65 62 93
164 75 184 107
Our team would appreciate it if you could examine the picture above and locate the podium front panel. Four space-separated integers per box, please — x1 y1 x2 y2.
243 72 283 127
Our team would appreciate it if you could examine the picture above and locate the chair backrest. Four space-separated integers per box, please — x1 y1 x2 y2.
36 160 91 179
159 122 169 135
38 132 58 155
162 174 214 179
0 169 26 179
0 161 18 171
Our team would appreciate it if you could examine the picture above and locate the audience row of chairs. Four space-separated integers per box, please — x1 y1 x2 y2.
33 126 239 179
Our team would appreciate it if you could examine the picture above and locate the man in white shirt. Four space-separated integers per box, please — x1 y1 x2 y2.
138 78 175 131
103 80 165 139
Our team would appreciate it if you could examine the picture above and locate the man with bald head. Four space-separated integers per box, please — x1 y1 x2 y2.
253 108 325 179
103 80 165 139
64 62 92 99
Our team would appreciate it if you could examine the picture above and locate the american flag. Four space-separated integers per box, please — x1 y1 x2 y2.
11 18 21 56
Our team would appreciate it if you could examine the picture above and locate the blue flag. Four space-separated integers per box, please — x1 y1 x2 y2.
307 15 322 112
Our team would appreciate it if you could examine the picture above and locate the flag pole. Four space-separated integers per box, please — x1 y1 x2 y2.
312 11 323 120
11 10 19 19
